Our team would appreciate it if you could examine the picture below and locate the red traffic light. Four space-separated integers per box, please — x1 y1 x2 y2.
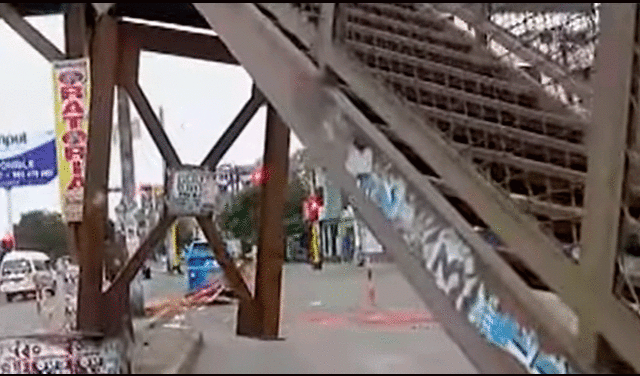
1 234 14 252
250 165 270 187
303 194 323 222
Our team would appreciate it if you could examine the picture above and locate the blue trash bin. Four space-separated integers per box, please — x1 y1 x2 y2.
185 241 223 293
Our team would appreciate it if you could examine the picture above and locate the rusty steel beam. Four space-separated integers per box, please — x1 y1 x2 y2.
489 3 594 14
125 81 182 167
195 216 253 302
191 4 532 372
116 31 140 87
314 3 336 69
64 3 90 59
106 215 177 295
577 3 638 369
426 3 593 105
200 85 265 168
0 3 65 61
117 20 239 64
76 14 118 333
252 105 290 339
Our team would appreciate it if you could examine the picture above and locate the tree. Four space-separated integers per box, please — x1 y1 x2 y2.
15 210 68 260
216 174 310 251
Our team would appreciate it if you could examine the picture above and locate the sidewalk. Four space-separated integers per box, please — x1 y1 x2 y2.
189 263 477 374
129 259 249 374
130 264 204 374
131 315 203 374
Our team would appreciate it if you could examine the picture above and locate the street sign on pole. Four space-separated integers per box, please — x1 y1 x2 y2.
165 167 217 216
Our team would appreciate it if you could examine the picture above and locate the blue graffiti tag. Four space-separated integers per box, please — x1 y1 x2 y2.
357 173 413 224
468 286 572 374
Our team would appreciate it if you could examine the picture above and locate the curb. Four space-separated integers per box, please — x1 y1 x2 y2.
132 316 204 374
170 330 204 374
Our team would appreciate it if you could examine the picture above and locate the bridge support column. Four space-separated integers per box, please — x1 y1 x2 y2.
76 13 119 333
578 3 637 369
239 105 290 339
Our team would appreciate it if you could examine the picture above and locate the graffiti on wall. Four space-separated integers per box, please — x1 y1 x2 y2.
346 144 414 228
344 143 574 374
0 336 124 374
468 285 574 374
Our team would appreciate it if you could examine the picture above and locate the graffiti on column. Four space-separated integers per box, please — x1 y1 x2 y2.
0 336 125 374
345 142 575 374
61 263 79 332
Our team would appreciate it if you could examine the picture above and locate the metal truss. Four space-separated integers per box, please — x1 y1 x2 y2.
199 2 640 372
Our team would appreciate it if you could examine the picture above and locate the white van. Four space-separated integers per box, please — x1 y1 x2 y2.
0 250 56 302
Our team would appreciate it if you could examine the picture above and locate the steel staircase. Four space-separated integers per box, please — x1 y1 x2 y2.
194 3 640 373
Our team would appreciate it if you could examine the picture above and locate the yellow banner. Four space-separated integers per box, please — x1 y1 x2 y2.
52 58 91 223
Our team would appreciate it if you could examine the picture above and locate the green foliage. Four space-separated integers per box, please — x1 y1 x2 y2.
17 210 68 259
217 175 310 245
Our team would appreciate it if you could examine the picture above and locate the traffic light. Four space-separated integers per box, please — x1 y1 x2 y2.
250 165 270 187
1 234 14 253
303 194 323 223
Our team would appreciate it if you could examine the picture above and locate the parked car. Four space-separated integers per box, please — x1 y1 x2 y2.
0 250 56 302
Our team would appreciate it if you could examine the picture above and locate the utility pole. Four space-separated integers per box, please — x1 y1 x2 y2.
117 86 145 317
5 187 11 235
160 107 178 273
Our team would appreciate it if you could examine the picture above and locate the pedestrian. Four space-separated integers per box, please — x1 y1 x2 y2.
33 271 55 329
310 223 322 270
342 234 354 262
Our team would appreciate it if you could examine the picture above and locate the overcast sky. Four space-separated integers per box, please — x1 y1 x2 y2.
0 14 304 232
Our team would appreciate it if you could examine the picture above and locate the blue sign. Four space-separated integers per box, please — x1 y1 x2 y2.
0 138 57 188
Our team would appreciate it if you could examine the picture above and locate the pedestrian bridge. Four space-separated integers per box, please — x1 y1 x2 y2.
4 3 640 374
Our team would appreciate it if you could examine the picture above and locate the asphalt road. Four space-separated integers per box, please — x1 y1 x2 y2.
188 262 478 374
0 292 44 337
0 272 67 338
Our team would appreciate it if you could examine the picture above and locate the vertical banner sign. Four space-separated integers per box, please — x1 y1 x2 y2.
52 58 91 223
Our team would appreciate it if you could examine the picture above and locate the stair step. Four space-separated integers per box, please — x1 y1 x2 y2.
345 6 475 54
404 101 585 155
345 38 541 109
356 64 585 141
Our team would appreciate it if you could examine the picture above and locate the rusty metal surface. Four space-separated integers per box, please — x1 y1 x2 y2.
337 3 588 247
75 14 119 334
258 4 583 296
201 86 265 168
117 21 239 65
193 2 640 372
195 216 253 303
105 215 177 296
577 3 640 369
252 105 290 338
125 82 182 168
0 3 65 62
192 3 567 372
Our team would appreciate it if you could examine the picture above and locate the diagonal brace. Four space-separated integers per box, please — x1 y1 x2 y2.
0 3 65 62
105 215 177 295
125 81 182 167
196 216 253 302
200 84 265 168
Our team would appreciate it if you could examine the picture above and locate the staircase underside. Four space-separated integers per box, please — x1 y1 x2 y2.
193 3 640 373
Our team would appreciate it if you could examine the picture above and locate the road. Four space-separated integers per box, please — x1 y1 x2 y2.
0 262 187 339
188 262 477 374
0 271 67 337
0 293 45 337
